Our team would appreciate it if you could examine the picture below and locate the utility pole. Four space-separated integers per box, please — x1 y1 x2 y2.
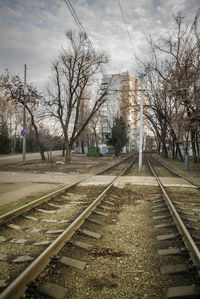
22 64 27 162
138 80 144 170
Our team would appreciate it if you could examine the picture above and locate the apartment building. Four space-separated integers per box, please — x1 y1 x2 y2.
99 71 146 152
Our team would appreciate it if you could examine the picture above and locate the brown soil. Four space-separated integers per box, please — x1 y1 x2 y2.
0 153 124 174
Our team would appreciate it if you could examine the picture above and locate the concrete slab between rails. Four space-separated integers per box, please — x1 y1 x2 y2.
153 215 170 220
79 175 158 187
166 284 200 298
157 248 182 256
152 208 168 213
159 177 196 188
160 263 189 275
103 200 114 205
114 176 158 187
152 204 166 209
59 256 87 270
87 217 106 226
79 175 116 186
79 175 196 188
99 204 112 210
71 240 93 250
117 176 196 188
37 282 68 299
156 233 177 241
155 223 175 228
79 229 102 239
93 210 109 217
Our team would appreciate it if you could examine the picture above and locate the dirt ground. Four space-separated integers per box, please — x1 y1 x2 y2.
0 153 199 215
0 153 124 213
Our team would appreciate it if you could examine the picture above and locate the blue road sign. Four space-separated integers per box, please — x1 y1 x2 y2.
21 129 26 137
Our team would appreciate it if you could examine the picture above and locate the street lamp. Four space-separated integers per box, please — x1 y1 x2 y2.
138 80 144 170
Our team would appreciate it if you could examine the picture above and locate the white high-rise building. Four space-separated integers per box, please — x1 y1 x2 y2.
99 71 146 152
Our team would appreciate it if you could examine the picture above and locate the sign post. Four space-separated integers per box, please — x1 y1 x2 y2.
22 64 27 162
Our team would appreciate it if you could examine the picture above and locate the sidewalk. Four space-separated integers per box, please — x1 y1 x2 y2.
0 151 62 166
0 171 87 210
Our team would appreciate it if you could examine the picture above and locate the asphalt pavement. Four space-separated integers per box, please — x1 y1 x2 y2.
0 150 62 166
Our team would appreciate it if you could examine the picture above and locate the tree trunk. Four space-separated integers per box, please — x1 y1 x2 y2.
160 123 168 158
114 145 120 157
172 141 175 160
36 136 45 161
36 139 45 161
191 130 197 163
65 137 72 163
161 136 168 158
62 143 65 157
49 144 53 162
26 105 45 161
162 143 168 157
115 151 119 157
195 134 200 162
33 125 45 161
81 140 85 154
157 140 161 154
65 146 72 163
40 148 46 161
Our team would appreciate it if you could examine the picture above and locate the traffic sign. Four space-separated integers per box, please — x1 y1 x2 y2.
21 129 26 137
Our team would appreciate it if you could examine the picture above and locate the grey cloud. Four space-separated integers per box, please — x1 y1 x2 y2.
0 0 199 91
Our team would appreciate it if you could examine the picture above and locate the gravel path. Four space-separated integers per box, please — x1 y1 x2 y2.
31 186 169 298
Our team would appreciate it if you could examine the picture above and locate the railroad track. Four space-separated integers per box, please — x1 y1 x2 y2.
97 154 137 176
0 155 137 298
150 154 200 189
146 154 200 298
0 154 135 225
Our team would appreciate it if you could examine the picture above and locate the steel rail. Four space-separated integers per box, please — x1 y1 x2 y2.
0 154 134 225
146 155 200 279
0 156 137 299
150 154 200 189
97 154 136 175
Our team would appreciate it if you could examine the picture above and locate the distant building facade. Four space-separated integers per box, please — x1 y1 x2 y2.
99 71 147 152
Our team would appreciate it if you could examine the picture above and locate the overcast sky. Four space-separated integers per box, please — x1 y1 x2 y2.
0 0 199 91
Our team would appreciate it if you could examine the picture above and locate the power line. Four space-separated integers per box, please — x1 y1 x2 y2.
180 8 200 60
64 0 95 54
63 0 106 74
116 0 136 57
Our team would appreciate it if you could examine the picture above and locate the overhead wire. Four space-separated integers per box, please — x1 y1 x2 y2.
116 0 136 58
179 8 200 60
63 0 106 74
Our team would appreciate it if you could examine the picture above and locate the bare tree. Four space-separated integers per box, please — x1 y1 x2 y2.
88 109 105 149
0 70 46 160
136 10 200 162
45 31 109 162
0 94 22 152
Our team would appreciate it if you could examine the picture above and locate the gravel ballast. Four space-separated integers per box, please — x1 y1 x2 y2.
30 186 171 298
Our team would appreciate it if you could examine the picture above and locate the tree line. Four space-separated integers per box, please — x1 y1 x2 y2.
134 11 200 163
0 31 109 161
1 11 199 162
